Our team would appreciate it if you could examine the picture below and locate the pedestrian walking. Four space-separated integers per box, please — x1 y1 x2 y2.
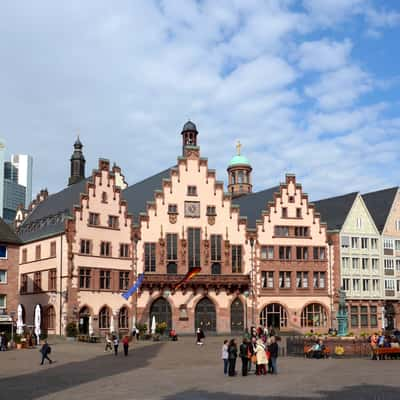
221 339 229 376
248 336 256 373
239 338 249 376
269 336 279 374
40 340 53 365
228 339 237 377
122 336 129 356
113 336 119 356
196 328 205 345
104 334 112 352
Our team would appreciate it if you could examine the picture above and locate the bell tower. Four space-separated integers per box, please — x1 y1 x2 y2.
181 121 198 156
68 137 86 186
227 141 252 197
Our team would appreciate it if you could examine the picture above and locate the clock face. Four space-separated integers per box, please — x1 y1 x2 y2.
185 201 200 218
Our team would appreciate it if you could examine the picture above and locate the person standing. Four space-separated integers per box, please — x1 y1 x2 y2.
122 336 129 356
269 336 279 374
40 340 53 365
239 338 249 376
196 328 204 345
255 339 267 375
221 339 229 376
104 334 112 352
113 336 119 356
228 339 237 377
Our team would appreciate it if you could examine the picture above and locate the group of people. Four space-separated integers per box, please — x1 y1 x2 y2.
221 327 279 377
105 334 131 356
306 339 327 359
370 331 400 359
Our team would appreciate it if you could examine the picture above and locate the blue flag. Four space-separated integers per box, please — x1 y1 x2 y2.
122 273 144 300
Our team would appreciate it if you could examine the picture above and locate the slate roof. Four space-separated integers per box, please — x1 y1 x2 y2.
362 187 398 233
313 192 358 231
0 218 21 244
232 186 280 229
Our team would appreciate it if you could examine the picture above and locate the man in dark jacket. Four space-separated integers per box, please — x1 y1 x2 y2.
228 339 237 376
269 336 278 374
40 340 53 365
239 338 249 376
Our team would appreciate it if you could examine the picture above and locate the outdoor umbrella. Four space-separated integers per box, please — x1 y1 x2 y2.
88 316 94 336
16 304 24 335
34 305 41 345
132 315 137 333
151 315 156 335
109 314 115 334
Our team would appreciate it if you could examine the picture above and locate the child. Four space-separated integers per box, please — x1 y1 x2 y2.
221 339 228 375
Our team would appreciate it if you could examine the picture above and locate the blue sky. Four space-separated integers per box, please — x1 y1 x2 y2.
0 0 399 201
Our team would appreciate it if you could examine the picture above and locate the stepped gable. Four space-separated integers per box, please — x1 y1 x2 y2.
232 186 279 229
17 179 88 242
362 187 399 233
313 192 358 231
0 217 21 244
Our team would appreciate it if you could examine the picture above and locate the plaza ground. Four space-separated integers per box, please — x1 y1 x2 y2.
0 336 399 400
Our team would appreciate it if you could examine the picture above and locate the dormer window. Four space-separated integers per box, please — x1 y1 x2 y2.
187 186 197 196
168 204 178 214
207 206 216 216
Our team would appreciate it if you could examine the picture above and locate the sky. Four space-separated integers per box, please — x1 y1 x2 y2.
1 0 400 202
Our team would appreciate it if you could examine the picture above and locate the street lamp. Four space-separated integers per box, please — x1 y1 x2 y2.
243 290 249 331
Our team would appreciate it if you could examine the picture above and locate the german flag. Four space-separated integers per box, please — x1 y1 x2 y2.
174 267 201 290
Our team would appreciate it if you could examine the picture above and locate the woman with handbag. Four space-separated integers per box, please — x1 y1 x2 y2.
255 339 267 375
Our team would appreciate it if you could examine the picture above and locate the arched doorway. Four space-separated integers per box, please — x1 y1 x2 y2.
195 297 216 332
150 298 172 331
79 306 90 334
259 303 288 329
231 298 244 332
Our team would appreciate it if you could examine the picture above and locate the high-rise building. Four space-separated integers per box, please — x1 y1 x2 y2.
0 142 4 218
10 154 33 208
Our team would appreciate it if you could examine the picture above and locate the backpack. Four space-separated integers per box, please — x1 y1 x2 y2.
47 346 52 354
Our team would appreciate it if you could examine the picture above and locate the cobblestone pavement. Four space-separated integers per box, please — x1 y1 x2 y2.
0 336 399 400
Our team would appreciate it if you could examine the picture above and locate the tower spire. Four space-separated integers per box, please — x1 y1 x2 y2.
227 141 252 197
68 136 86 186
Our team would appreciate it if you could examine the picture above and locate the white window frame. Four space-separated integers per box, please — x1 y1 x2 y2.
0 270 7 284
384 259 394 270
371 238 378 250
356 218 362 229
351 237 359 249
385 279 395 290
384 239 394 250
0 294 6 309
0 245 7 260
372 279 380 292
371 258 379 271
352 279 360 291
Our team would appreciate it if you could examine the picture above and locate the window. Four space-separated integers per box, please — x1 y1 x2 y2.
279 271 291 288
384 239 394 249
34 271 41 292
274 226 289 237
119 271 130 291
210 235 222 262
79 268 91 289
396 220 400 232
188 228 201 269
44 306 55 330
361 238 368 249
187 186 197 196
108 215 119 229
21 274 27 293
167 262 177 274
260 246 274 260
0 245 7 259
313 272 325 289
351 306 359 328
119 244 130 258
342 257 350 269
351 237 359 249
385 279 395 290
301 303 327 328
294 227 309 237
206 206 216 216
362 279 369 291
0 295 6 309
384 259 394 271
80 240 91 255
360 306 368 328
99 307 110 329
88 212 100 226
168 204 178 214
371 238 378 250
356 217 362 229
261 271 274 288
100 270 111 289
35 245 41 260
22 249 27 263
341 236 350 248
296 271 308 288
352 258 359 270
372 279 380 292
371 258 379 271
211 263 221 274
342 278 350 291
100 242 111 257
313 247 325 260
279 246 291 260
0 270 7 284
281 207 288 218
50 241 56 257
289 196 295 203
145 243 156 272
396 259 400 272
101 191 108 203
296 247 308 260
362 258 369 270
352 278 360 291
49 269 56 291
166 234 178 261
370 306 378 328
296 208 302 218
232 245 242 273
397 280 400 292
119 307 129 329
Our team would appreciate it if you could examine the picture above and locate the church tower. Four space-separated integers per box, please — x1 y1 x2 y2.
68 137 86 186
227 141 252 197
181 121 198 156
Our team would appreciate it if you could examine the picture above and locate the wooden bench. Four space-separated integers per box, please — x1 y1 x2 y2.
373 347 400 359
304 345 330 358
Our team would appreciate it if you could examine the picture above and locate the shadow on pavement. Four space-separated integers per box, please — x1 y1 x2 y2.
0 343 163 400
161 384 400 400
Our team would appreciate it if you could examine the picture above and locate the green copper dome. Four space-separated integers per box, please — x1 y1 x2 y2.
229 154 250 167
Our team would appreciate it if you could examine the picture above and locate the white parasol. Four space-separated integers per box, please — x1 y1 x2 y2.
151 315 156 335
109 314 115 334
88 316 94 336
16 304 24 335
34 305 41 344
132 315 137 333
